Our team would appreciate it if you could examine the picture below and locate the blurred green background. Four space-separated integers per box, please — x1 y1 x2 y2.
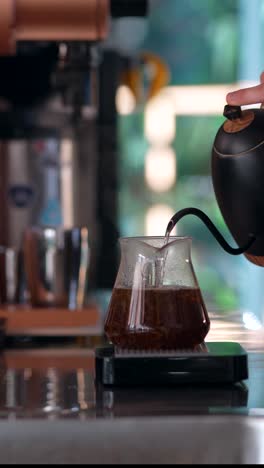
117 0 264 322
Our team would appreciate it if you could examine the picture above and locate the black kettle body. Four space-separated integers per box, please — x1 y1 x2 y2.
212 105 264 265
166 105 264 265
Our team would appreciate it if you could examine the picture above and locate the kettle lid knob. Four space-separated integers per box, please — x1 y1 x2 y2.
224 105 242 121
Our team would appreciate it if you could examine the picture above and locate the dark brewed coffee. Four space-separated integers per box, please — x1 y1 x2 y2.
104 286 210 350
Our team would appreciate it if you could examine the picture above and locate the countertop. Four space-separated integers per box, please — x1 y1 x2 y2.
1 311 264 464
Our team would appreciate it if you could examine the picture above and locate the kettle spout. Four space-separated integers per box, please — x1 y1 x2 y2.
166 208 256 256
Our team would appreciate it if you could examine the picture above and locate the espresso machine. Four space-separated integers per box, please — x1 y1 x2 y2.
0 0 149 292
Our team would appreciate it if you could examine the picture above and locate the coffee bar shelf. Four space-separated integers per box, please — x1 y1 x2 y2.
0 305 101 337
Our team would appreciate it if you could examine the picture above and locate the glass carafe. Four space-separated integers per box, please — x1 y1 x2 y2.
104 237 210 351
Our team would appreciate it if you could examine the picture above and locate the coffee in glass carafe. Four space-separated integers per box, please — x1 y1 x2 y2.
104 237 210 351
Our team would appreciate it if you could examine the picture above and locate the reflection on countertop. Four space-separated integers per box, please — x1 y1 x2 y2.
0 313 263 420
0 349 249 420
0 348 96 420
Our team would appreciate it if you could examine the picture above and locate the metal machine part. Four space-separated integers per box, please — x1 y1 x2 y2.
0 0 110 55
23 226 90 309
0 0 149 56
0 0 149 292
111 0 148 17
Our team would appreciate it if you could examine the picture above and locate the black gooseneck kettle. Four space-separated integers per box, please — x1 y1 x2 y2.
167 104 264 266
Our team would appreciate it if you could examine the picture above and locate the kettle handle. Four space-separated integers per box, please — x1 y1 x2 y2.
167 208 256 255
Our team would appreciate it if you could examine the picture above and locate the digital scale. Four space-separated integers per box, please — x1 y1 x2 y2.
96 342 248 386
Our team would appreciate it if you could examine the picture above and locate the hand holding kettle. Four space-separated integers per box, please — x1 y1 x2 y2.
167 80 264 267
227 72 264 107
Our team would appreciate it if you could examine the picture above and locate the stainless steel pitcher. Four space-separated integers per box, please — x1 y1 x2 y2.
23 226 90 309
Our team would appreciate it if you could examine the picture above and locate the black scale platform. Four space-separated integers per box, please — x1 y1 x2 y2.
95 342 248 386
